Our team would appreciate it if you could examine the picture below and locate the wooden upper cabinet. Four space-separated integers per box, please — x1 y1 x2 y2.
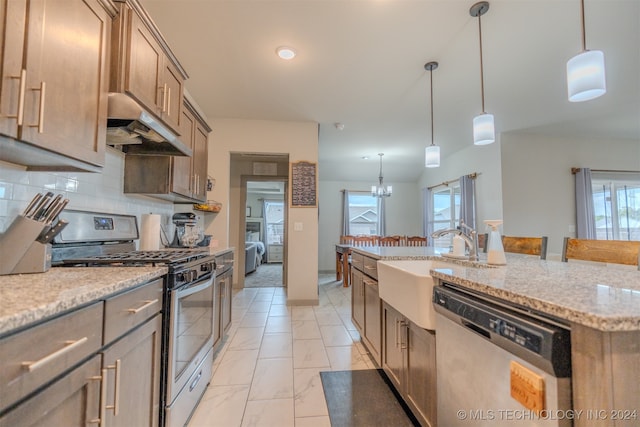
111 0 186 135
192 120 209 201
0 0 112 169
171 107 195 198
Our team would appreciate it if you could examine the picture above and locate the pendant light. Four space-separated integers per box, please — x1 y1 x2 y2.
567 0 606 102
424 61 440 168
371 153 392 198
470 1 495 146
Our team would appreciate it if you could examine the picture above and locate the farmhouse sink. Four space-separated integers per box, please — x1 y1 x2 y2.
377 260 437 331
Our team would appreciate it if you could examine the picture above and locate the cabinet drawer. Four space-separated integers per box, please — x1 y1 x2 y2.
351 252 365 272
215 251 234 275
104 278 163 344
0 302 103 411
363 256 378 280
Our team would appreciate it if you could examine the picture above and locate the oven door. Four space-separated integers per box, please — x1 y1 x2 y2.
166 273 214 405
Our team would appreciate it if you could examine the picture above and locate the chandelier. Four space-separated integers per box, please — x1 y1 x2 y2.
371 153 392 198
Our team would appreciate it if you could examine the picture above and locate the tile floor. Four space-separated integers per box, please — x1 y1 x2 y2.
187 274 376 427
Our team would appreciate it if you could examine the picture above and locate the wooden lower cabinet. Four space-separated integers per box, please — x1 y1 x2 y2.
101 315 162 427
382 301 437 427
363 277 382 365
0 355 102 427
219 268 233 334
351 268 365 332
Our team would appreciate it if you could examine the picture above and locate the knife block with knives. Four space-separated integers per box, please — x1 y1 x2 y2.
0 192 69 275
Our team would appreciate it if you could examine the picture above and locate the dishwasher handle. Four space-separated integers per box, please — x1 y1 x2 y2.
461 319 491 339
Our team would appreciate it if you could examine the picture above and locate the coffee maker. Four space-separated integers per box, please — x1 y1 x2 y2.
170 212 203 248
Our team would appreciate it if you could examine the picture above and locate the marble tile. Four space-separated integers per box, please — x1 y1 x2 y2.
294 416 331 427
293 368 329 418
247 300 272 313
253 292 274 302
272 294 287 305
269 304 292 317
187 384 250 427
241 311 269 327
293 339 330 369
291 306 316 321
241 399 295 427
325 345 371 371
313 308 343 326
211 349 259 386
248 358 294 400
319 324 354 346
259 333 293 359
229 327 265 350
292 320 321 340
265 315 292 333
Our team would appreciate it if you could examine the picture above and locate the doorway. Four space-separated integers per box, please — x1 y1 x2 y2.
243 179 286 287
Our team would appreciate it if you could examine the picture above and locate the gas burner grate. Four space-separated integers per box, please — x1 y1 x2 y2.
63 249 210 266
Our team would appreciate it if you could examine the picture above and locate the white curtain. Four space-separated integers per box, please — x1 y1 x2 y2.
341 190 350 235
422 187 433 237
459 174 477 233
377 197 386 236
575 168 596 239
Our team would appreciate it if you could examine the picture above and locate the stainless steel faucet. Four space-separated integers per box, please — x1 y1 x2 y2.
430 219 479 261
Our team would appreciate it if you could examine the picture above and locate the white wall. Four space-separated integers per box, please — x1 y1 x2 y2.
207 118 319 305
317 180 421 272
501 132 640 256
0 149 175 237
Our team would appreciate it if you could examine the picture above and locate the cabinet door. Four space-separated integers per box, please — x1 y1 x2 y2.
0 0 27 138
382 302 404 391
350 268 365 334
101 315 162 427
125 11 162 117
212 277 222 349
11 0 108 166
161 60 183 131
171 106 195 198
0 355 101 427
192 121 209 201
363 278 381 365
406 322 437 427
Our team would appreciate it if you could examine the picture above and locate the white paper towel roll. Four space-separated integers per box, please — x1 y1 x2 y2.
140 214 161 250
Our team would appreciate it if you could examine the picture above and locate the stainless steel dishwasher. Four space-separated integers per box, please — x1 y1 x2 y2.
433 283 573 427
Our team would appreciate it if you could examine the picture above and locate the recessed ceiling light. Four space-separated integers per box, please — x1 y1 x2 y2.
276 46 296 60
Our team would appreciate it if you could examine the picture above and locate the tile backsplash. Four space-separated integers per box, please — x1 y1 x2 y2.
0 148 176 244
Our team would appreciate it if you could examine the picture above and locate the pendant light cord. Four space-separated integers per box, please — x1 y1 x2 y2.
478 11 486 113
580 0 587 52
429 68 435 146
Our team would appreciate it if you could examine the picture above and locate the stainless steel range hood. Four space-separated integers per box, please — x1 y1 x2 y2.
106 93 192 157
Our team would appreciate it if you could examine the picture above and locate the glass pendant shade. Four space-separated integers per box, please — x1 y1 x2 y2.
371 185 392 197
567 50 606 102
473 113 495 145
425 145 440 168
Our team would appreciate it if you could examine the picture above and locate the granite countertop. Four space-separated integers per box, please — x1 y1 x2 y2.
353 246 640 332
0 266 167 337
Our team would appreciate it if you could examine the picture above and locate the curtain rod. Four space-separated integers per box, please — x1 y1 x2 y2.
427 172 480 190
571 167 640 174
340 189 370 193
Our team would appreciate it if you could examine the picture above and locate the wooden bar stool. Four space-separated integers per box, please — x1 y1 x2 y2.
379 236 401 246
562 238 640 269
352 236 378 247
501 236 548 259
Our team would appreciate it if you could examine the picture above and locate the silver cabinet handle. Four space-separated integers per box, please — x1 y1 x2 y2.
22 336 88 371
105 359 121 416
127 299 159 314
27 80 46 133
161 83 168 113
364 265 375 270
87 373 104 425
395 319 400 348
4 69 27 125
99 367 108 424
399 321 408 350
167 87 171 116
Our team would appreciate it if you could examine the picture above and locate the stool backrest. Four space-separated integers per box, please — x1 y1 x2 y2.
562 238 640 268
379 236 401 247
406 236 427 247
352 236 378 247
502 236 548 259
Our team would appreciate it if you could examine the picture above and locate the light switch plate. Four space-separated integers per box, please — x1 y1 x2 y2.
294 222 303 231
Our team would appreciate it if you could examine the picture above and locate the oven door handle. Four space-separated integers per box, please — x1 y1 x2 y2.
176 275 214 298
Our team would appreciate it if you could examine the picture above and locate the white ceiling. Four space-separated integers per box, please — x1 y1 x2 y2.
141 0 640 183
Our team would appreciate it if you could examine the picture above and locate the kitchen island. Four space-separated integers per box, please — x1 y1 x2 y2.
352 246 640 427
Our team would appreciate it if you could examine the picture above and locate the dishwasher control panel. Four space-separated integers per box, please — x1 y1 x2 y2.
433 284 572 378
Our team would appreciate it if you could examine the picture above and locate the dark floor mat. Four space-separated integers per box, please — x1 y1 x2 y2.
320 369 420 427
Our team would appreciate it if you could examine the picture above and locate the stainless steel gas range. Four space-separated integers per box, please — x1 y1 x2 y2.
52 210 216 427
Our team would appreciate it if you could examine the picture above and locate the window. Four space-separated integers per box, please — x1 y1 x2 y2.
430 184 460 247
348 192 379 235
264 200 284 244
592 173 640 241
